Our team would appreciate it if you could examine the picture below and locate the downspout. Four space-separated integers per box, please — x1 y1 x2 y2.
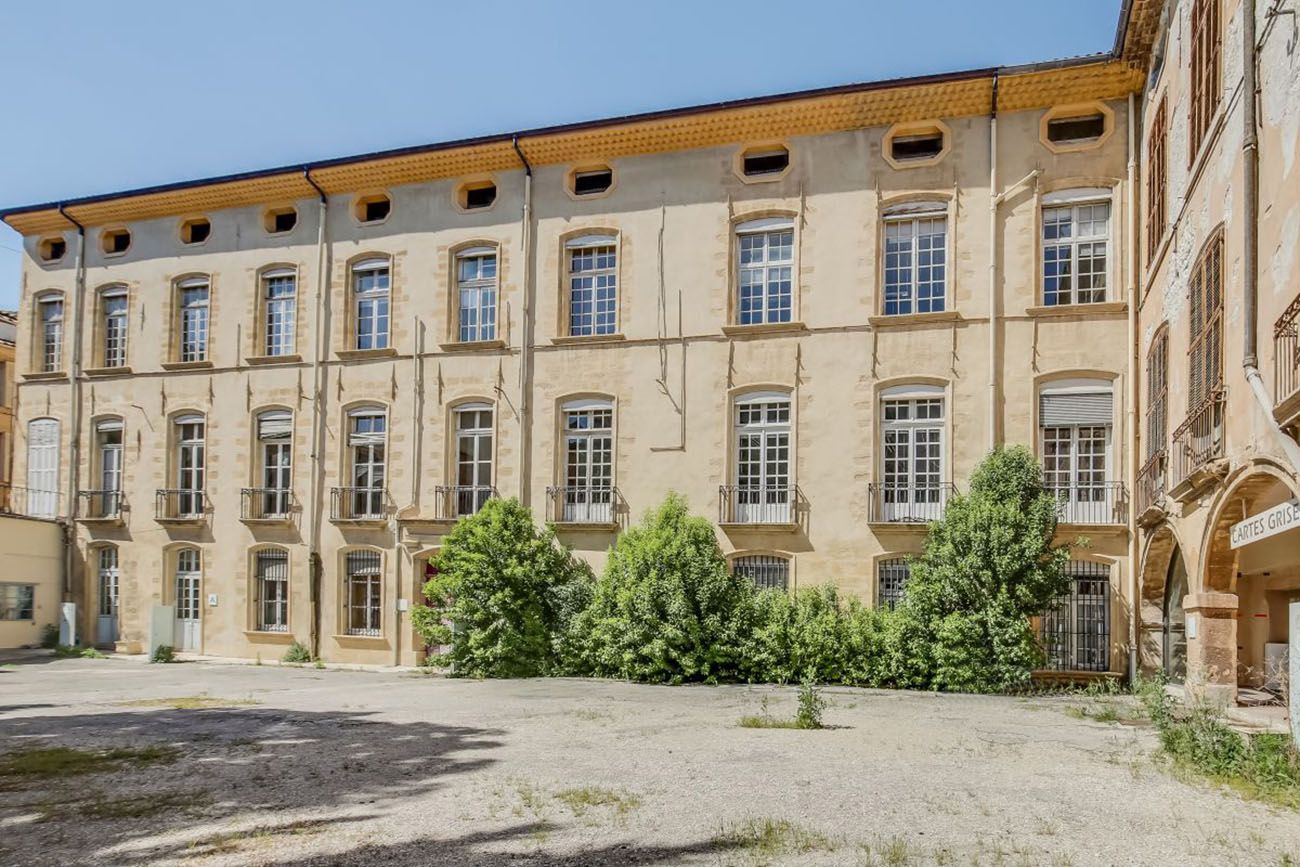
302 167 328 660
512 136 535 503
57 204 85 615
987 72 1000 451
1240 0 1300 471
1126 92 1141 684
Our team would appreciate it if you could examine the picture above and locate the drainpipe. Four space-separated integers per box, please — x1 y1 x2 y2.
1126 92 1141 684
57 204 85 620
302 167 328 660
987 72 1000 452
1240 0 1300 472
512 136 535 504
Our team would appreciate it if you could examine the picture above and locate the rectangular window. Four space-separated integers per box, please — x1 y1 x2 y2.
258 411 293 517
96 421 123 517
733 397 791 523
353 263 390 350
1040 561 1111 672
101 291 128 368
1146 332 1168 460
457 251 498 343
880 397 945 522
1040 391 1114 524
568 243 617 337
736 225 793 325
97 548 119 618
1188 234 1224 410
1189 0 1222 163
1146 97 1168 261
877 558 910 610
178 281 210 363
346 550 382 636
263 272 297 357
455 407 494 516
39 297 63 372
349 412 386 518
562 405 613 523
255 549 289 632
176 418 205 517
0 583 35 621
1042 201 1110 306
26 418 60 519
883 213 946 316
175 549 202 622
733 555 790 591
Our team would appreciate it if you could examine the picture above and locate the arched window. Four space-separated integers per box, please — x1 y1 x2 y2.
734 218 793 325
558 398 613 523
25 418 59 518
1041 189 1112 306
91 417 124 519
343 407 386 519
733 554 790 591
565 234 617 337
451 403 494 517
253 548 289 632
99 286 128 368
455 246 498 343
261 268 297 357
351 258 390 350
175 277 210 363
35 293 64 373
169 414 206 519
254 410 293 518
882 201 947 316
1039 379 1117 524
876 384 947 523
727 391 791 524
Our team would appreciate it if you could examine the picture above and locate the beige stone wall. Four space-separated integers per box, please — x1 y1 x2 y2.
12 100 1136 669
0 514 62 648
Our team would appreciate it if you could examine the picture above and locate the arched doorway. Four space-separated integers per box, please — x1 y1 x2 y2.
1162 548 1188 682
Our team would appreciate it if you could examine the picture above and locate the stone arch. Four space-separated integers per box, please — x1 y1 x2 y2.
1198 459 1300 595
1137 523 1189 677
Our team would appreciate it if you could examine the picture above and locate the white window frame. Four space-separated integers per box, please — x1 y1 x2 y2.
352 259 391 350
1041 190 1112 306
456 247 498 343
1039 379 1115 524
453 404 494 516
25 418 60 518
254 548 290 632
881 203 948 316
560 399 613 523
735 218 794 326
95 418 124 516
97 546 120 618
345 549 383 637
566 235 618 337
37 295 63 372
175 548 202 622
262 269 297 357
732 391 792 523
174 414 206 517
100 287 128 368
257 410 293 517
176 278 210 363
348 408 387 518
879 385 946 522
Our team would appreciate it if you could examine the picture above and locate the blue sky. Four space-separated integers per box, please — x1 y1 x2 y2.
0 0 1122 310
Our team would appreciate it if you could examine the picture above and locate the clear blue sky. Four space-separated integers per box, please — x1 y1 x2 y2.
0 0 1122 310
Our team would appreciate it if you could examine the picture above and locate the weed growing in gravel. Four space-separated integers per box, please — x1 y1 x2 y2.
715 817 836 856
553 787 641 816
151 645 176 664
0 746 177 781
53 645 105 660
282 642 312 664
738 691 827 730
858 835 914 866
117 694 259 710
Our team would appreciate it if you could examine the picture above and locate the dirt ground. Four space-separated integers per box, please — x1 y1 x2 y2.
0 654 1296 867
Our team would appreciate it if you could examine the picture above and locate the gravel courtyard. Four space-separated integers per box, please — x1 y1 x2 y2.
0 655 1296 867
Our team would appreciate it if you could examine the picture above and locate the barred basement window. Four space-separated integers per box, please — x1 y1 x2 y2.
1040 561 1111 672
254 549 289 632
877 558 910 610
733 555 789 591
345 550 382 636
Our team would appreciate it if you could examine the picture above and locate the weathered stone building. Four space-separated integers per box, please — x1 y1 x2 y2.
1 2 1294 694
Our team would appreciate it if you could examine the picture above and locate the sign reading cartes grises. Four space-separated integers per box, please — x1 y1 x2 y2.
1229 499 1300 549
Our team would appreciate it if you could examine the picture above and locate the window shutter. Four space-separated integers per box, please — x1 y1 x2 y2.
1040 392 1113 427
26 419 60 517
258 412 292 440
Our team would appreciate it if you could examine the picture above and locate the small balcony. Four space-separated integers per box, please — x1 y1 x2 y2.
1170 389 1227 500
1274 294 1300 429
718 484 801 530
77 489 124 525
330 486 391 525
1049 482 1128 528
1135 450 1168 528
241 488 296 524
155 489 207 524
867 482 956 526
434 485 497 521
546 485 621 527
0 483 64 520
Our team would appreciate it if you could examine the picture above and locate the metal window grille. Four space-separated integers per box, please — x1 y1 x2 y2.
345 550 382 636
733 555 789 591
1042 201 1110 305
568 245 617 336
877 558 910 610
1040 561 1111 672
255 549 289 632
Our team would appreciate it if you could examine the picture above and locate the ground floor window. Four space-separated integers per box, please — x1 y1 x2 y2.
732 555 789 591
97 548 119 617
0 583 35 620
1040 561 1111 672
255 549 289 632
877 558 910 610
345 550 382 637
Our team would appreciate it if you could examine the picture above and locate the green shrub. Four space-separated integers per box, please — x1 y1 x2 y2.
412 497 592 678
281 641 312 664
795 681 826 729
39 623 59 649
151 645 176 664
743 585 851 684
565 494 752 683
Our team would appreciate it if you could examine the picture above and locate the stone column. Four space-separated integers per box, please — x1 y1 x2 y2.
1289 601 1298 747
1183 591 1238 707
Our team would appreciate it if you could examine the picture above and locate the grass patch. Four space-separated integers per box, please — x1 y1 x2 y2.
0 745 178 780
715 817 835 856
78 789 210 820
53 645 106 659
553 786 641 816
737 715 804 730
117 694 259 710
859 835 916 866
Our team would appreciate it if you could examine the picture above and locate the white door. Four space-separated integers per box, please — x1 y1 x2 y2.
96 548 119 647
26 419 60 518
881 397 945 523
173 550 202 651
734 397 791 523
563 405 613 523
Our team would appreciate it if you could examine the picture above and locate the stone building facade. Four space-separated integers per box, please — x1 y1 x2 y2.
7 2 1292 692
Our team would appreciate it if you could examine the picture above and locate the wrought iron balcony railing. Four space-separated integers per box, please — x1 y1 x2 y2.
77 489 124 521
1171 389 1225 489
155 488 207 522
545 485 619 525
718 484 799 525
241 487 295 521
1049 481 1128 525
434 485 497 520
1275 294 1300 413
0 483 64 520
867 482 956 524
330 486 390 522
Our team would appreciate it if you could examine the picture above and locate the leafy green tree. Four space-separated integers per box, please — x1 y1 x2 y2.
743 585 852 684
412 497 592 678
888 445 1072 692
564 494 753 683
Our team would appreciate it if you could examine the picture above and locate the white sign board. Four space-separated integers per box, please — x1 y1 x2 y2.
1230 499 1300 549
